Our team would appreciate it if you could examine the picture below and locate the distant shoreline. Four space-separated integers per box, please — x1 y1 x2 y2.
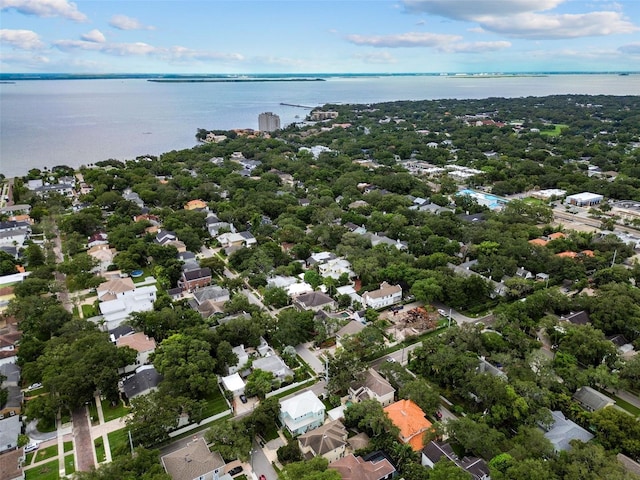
147 78 325 83
0 72 637 81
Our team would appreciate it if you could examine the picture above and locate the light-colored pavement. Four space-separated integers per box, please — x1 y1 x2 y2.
295 342 325 375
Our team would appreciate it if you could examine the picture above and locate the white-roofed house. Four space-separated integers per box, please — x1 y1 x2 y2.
97 278 157 331
279 390 325 436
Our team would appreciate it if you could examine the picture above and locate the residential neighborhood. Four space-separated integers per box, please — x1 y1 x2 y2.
1 94 640 480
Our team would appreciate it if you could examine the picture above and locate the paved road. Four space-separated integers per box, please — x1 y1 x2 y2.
251 439 277 480
72 407 95 472
25 419 57 442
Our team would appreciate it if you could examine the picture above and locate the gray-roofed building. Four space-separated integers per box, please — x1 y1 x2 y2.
252 354 293 381
618 454 640 477
422 441 490 480
349 368 395 406
0 416 21 453
161 438 226 480
335 320 365 348
193 285 230 305
573 386 615 412
0 386 23 417
298 420 347 463
122 365 162 400
294 291 337 312
0 364 20 386
561 311 591 326
543 410 594 452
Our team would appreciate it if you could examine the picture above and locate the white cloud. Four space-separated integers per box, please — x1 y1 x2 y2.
441 41 511 53
53 38 244 63
401 0 638 39
109 14 154 31
402 0 564 19
476 11 638 38
353 51 398 64
81 29 105 43
618 42 640 54
0 29 45 50
346 32 461 48
0 0 87 22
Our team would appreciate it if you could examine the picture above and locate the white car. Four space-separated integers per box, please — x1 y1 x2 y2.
27 383 42 391
24 443 39 453
437 309 447 317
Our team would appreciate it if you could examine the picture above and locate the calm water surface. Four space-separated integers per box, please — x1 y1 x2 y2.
1 75 638 177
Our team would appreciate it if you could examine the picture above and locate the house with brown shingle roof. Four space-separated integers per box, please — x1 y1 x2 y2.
329 453 396 480
298 420 348 463
349 368 395 407
384 399 432 451
161 438 226 480
361 282 402 310
116 332 157 374
97 277 136 302
0 447 25 480
293 291 337 312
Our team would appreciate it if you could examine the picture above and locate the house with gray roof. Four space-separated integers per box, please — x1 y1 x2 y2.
252 354 293 382
422 441 490 480
573 386 615 412
161 438 226 480
121 365 162 400
349 368 395 406
543 410 594 452
294 291 337 312
298 420 347 463
0 415 21 453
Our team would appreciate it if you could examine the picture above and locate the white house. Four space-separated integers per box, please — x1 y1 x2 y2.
216 231 257 249
228 344 249 375
97 278 157 331
279 390 325 436
318 258 355 280
361 282 402 310
115 332 156 374
221 372 245 396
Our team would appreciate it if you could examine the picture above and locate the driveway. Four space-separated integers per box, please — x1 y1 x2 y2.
25 420 57 442
72 407 95 472
251 439 277 480
295 343 324 375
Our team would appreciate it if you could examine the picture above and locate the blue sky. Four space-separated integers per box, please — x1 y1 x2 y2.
1 0 639 73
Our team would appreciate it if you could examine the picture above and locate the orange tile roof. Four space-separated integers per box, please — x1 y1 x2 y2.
529 238 548 247
556 251 578 258
384 399 432 451
548 232 567 240
184 199 207 210
581 250 595 257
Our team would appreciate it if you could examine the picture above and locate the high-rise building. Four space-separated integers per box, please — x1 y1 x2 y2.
258 112 281 132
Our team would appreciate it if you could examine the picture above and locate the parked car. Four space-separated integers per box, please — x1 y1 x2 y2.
27 383 42 391
239 394 247 404
228 466 243 476
24 443 39 453
386 357 396 363
437 309 447 317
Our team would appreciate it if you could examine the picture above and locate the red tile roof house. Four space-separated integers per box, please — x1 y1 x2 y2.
178 267 212 292
384 399 433 451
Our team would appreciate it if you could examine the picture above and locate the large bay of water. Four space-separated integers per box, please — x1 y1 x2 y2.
1 74 638 178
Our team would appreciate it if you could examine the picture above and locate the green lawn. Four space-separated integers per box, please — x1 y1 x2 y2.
613 396 640 417
81 303 98 318
108 428 130 458
25 452 35 465
94 437 107 463
102 399 131 422
64 454 76 475
88 401 100 425
25 459 59 480
63 441 73 453
540 124 569 137
201 388 229 418
34 444 58 462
